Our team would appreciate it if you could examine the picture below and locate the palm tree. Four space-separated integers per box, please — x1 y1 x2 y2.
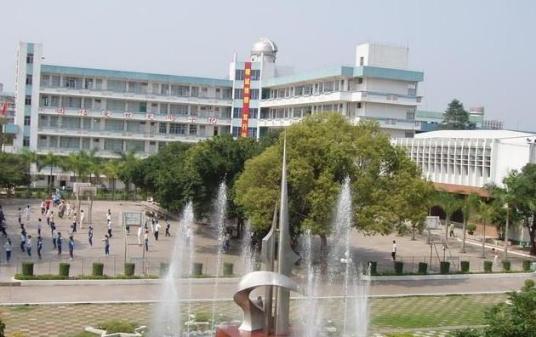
117 151 139 200
20 149 37 191
86 149 102 185
65 150 91 182
38 152 62 193
102 159 121 200
435 192 463 242
475 200 495 258
461 194 480 253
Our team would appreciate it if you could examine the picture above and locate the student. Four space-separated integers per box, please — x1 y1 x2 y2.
37 218 42 236
165 221 171 237
79 209 85 229
137 226 143 246
68 236 75 260
24 205 31 221
17 207 22 224
40 200 46 215
144 230 149 252
26 235 32 257
20 229 27 252
103 235 110 256
88 225 94 247
106 209 111 222
391 240 397 261
71 220 77 233
449 223 455 238
52 228 58 249
57 232 63 255
66 202 72 218
107 220 112 238
4 239 12 263
37 235 43 259
154 221 161 241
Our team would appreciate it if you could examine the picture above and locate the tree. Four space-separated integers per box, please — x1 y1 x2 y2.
102 159 121 199
434 192 463 242
441 99 475 130
38 152 61 193
117 151 140 200
502 163 536 255
484 280 536 337
234 113 431 258
20 149 37 191
0 152 30 189
461 194 480 253
474 199 494 258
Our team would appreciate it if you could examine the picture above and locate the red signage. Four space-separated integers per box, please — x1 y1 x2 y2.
240 62 252 138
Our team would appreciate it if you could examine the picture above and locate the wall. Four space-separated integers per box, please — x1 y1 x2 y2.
356 43 409 69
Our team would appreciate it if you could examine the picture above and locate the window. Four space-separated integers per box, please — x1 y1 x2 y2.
159 123 167 134
250 108 258 119
357 102 362 109
235 69 244 81
169 123 186 135
408 83 417 96
191 87 199 97
24 116 31 126
250 89 259 100
357 77 363 84
41 96 49 107
26 75 32 85
25 95 32 105
26 53 34 64
251 70 261 81
359 56 364 66
189 124 198 135
406 110 415 120
233 108 242 119
104 139 123 152
23 136 30 147
170 104 188 115
234 89 243 99
405 131 414 138
85 78 93 89
65 77 80 89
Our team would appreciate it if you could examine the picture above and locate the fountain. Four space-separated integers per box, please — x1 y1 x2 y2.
300 231 324 337
211 182 228 329
151 202 195 337
240 221 256 274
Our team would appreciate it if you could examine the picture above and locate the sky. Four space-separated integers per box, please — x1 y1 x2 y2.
1 0 535 130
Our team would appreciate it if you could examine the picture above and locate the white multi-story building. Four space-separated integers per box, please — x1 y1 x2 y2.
393 130 536 191
11 39 424 157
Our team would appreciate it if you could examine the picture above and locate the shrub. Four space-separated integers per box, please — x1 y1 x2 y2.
192 263 203 276
97 320 136 334
418 262 428 274
522 260 532 272
223 263 234 276
394 261 404 275
59 263 70 277
0 319 5 337
466 223 477 235
484 260 493 273
160 263 169 277
21 262 34 276
368 261 377 275
448 329 482 337
124 263 135 277
461 261 470 273
92 263 104 276
440 261 450 274
523 279 535 291
502 260 511 272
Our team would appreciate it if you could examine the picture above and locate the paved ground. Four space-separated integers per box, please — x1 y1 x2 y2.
0 294 505 337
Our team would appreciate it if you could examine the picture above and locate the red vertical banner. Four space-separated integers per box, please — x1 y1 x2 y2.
240 62 252 138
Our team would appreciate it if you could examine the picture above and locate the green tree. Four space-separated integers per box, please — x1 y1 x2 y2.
102 159 121 199
234 113 431 256
434 192 463 242
38 152 61 193
461 194 480 253
474 199 494 258
20 149 37 191
441 99 475 130
117 151 141 200
502 163 536 255
0 152 30 189
484 280 536 337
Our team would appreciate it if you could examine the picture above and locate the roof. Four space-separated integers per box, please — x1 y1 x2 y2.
41 64 233 87
415 129 536 142
262 65 424 87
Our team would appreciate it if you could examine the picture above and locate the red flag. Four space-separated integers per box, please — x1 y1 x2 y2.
0 102 8 116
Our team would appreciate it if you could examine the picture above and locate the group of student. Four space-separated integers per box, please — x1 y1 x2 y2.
136 214 171 253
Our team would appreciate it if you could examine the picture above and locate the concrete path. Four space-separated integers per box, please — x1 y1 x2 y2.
0 273 533 305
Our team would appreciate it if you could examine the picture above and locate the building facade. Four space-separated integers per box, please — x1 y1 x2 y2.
11 39 424 157
393 130 536 189
0 84 16 151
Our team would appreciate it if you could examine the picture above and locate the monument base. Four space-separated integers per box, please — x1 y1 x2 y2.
216 325 292 337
